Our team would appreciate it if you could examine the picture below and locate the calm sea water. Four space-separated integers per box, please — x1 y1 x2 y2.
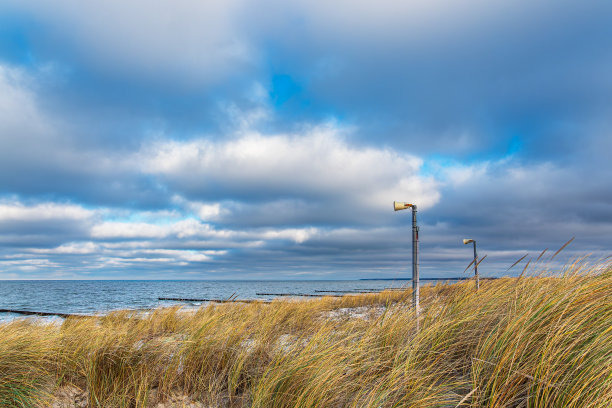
0 279 451 322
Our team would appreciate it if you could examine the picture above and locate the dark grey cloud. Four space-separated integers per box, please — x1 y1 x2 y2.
3 0 610 155
241 0 612 158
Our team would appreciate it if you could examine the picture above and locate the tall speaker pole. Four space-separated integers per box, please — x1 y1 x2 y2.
412 205 419 318
394 201 420 328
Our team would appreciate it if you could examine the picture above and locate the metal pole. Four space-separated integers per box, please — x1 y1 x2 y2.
473 241 479 290
412 205 420 320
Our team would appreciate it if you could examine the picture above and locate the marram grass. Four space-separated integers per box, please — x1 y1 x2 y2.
0 262 610 407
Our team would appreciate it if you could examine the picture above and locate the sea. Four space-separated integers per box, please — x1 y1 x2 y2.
0 279 452 323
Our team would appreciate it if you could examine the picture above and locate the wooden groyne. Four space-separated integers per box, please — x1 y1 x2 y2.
356 288 406 291
255 293 342 297
314 290 360 293
0 308 87 318
314 289 406 294
158 297 269 303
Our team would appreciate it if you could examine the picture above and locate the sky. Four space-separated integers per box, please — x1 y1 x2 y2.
0 0 611 280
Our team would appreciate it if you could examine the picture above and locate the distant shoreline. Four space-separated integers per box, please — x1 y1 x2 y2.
359 277 498 281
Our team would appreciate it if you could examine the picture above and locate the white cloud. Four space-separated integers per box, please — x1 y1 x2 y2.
90 220 203 239
93 248 227 267
31 242 99 255
89 216 320 245
195 203 222 220
261 227 318 244
178 199 225 221
0 258 61 271
0 200 94 222
140 125 440 212
138 249 215 262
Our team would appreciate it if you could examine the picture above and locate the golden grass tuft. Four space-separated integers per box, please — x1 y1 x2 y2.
0 261 610 407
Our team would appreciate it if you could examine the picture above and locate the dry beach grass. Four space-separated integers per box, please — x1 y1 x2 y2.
0 261 610 407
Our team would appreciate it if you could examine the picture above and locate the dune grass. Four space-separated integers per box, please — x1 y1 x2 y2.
0 262 610 407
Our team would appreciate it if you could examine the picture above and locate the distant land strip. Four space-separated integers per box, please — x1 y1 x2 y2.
359 277 499 281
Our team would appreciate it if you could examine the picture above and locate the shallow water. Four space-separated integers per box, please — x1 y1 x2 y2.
0 279 453 322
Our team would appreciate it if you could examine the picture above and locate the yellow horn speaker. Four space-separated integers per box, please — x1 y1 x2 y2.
393 201 412 211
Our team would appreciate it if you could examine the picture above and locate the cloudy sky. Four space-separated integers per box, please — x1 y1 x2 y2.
0 0 611 279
